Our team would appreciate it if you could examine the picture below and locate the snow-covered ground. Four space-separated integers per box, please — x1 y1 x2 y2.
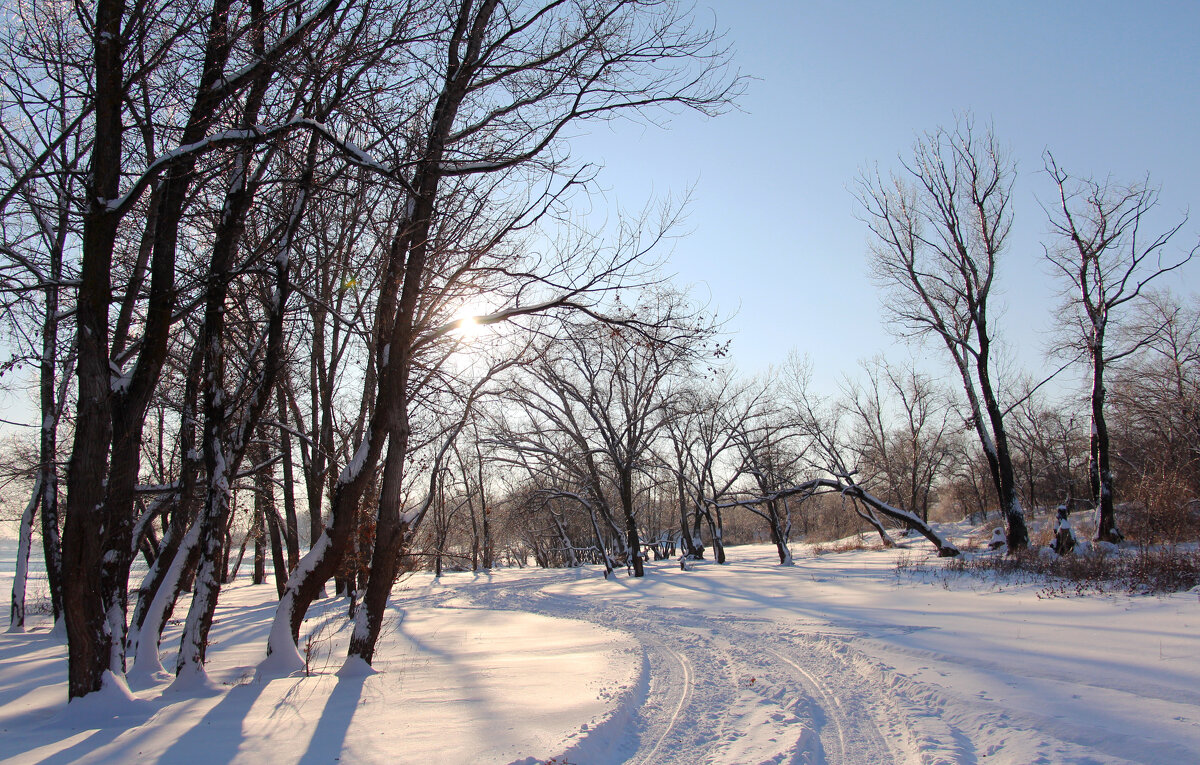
2 534 1198 764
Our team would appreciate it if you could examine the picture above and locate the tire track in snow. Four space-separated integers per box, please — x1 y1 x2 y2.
466 576 911 764
766 648 849 762
629 640 693 765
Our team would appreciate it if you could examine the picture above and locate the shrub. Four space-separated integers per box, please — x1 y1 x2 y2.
1122 464 1200 545
900 546 1200 597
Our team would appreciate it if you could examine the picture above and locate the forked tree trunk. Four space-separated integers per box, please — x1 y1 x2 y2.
127 519 202 682
765 500 793 566
266 507 289 597
619 467 644 577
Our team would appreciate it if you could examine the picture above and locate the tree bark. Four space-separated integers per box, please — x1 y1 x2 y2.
619 466 644 576
62 0 128 698
766 500 793 565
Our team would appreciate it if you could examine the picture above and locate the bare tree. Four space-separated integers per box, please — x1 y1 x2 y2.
728 378 807 565
781 355 959 556
1045 156 1196 543
495 290 714 576
659 373 743 563
0 0 88 631
1005 384 1088 513
858 117 1029 550
1 0 739 692
2 0 430 696
1111 291 1200 489
841 356 954 523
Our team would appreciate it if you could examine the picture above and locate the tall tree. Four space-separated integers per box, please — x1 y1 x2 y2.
497 291 714 576
858 117 1029 550
659 374 744 563
729 378 807 565
1045 156 1195 543
9 0 363 697
0 0 88 631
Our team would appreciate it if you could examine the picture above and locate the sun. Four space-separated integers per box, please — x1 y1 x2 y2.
448 298 502 343
456 314 484 336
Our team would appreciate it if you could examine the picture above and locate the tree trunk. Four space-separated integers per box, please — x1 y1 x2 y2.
1091 350 1122 543
975 325 1029 551
853 502 896 547
7 478 41 633
587 505 615 576
619 467 644 577
39 238 64 621
677 476 699 559
129 339 204 643
480 483 493 570
766 500 793 565
706 507 726 564
252 440 274 586
345 381 415 664
340 5 502 666
262 426 381 674
550 511 578 567
253 515 267 585
820 479 958 556
61 0 126 699
278 390 300 571
266 506 289 597
175 44 290 677
127 518 203 683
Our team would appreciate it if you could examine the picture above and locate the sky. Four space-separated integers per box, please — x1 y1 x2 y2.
571 0 1200 395
2 1 1199 441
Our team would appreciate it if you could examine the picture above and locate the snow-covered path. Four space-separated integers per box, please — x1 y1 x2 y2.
2 536 1199 764
458 543 1200 765
467 572 900 763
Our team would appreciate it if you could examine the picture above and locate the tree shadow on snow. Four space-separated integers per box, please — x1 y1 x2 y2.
297 675 366 764
26 696 158 765
154 678 270 764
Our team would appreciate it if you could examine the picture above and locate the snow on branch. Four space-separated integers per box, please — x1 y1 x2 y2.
715 476 959 557
105 119 412 220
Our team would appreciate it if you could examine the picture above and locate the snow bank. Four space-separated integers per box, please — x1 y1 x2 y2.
0 573 638 764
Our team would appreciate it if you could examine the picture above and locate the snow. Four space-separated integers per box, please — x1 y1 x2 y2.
337 432 371 484
2 535 1199 763
0 565 637 764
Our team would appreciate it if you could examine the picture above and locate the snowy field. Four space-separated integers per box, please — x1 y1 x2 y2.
2 533 1199 764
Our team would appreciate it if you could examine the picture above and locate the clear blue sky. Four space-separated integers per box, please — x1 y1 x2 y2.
573 0 1200 393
